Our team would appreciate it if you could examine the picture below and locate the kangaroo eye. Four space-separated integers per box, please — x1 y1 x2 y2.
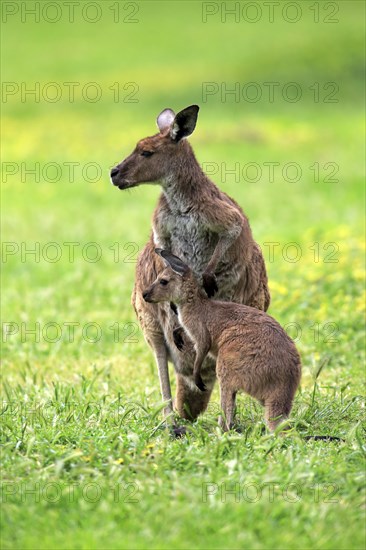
159 279 168 286
141 151 154 157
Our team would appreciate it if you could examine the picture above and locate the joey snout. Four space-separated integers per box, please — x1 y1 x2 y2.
142 285 167 303
142 288 154 302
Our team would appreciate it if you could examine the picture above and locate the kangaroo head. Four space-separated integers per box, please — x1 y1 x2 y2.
110 105 199 190
142 249 194 304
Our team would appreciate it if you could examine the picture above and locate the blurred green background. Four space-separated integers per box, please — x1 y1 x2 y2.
1 1 365 549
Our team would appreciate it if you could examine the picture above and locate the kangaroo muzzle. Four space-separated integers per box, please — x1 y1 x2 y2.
110 165 135 190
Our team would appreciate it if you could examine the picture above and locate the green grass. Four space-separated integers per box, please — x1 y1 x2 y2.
1 1 365 549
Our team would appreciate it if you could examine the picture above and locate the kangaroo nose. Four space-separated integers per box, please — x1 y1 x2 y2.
110 167 119 178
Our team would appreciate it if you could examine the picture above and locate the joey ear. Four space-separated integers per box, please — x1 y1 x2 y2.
157 108 175 133
155 249 190 276
170 105 199 142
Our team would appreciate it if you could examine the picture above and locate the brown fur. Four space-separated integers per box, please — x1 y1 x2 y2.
111 106 270 423
143 252 301 432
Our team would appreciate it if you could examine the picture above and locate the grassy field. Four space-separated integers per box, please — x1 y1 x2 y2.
1 1 365 549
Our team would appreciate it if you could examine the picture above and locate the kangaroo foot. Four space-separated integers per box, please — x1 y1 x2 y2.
171 425 187 438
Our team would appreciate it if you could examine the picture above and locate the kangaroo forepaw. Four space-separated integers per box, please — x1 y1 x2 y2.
202 272 218 298
195 375 207 392
173 327 185 351
170 302 178 315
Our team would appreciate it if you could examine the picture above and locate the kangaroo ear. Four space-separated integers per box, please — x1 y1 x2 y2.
170 105 199 142
157 108 175 133
155 249 190 276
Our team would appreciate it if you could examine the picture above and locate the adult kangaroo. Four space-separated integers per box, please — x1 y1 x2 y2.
110 105 270 427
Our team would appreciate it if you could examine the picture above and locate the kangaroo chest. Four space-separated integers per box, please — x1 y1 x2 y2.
156 209 218 273
153 207 243 301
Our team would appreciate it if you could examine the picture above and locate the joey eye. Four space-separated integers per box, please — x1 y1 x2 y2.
141 151 154 157
159 279 169 286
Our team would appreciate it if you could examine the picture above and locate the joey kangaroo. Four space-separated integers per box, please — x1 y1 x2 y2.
143 250 301 432
111 105 270 426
